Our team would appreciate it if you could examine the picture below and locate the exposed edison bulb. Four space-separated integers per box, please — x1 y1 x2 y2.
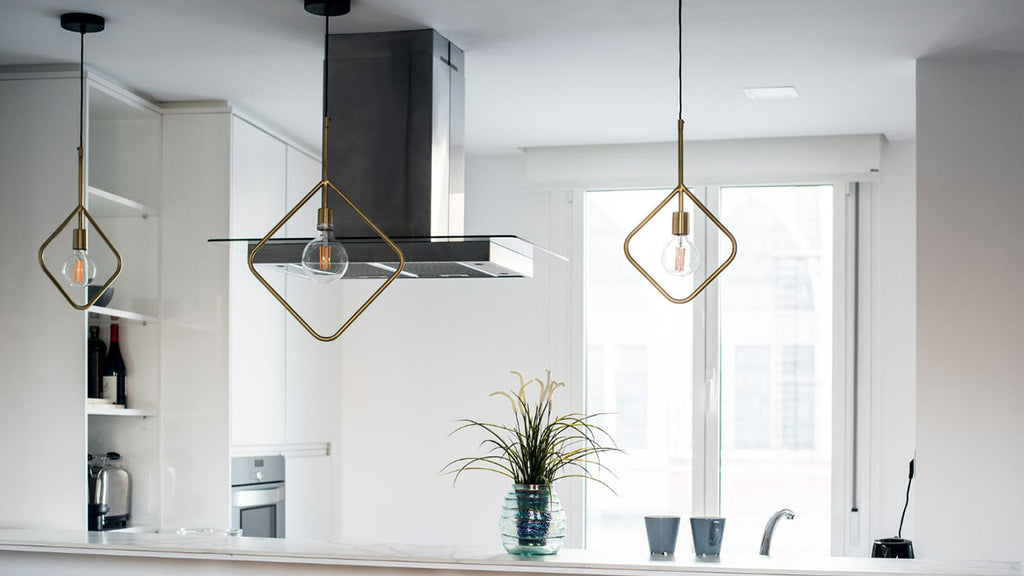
661 234 700 277
61 249 97 287
301 225 349 284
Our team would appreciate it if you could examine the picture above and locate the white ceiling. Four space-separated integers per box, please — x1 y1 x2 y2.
2 1 1024 153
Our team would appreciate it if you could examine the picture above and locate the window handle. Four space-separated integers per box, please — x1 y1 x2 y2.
705 367 718 415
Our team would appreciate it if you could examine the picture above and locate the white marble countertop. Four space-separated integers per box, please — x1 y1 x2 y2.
0 529 1017 576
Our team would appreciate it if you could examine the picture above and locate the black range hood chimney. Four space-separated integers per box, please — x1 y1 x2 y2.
329 30 465 247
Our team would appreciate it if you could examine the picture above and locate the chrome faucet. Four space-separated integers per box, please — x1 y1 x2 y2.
760 509 795 556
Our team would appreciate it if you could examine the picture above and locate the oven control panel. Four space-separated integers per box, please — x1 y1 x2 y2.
230 455 285 487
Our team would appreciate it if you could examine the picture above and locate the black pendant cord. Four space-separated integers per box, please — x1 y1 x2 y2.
323 13 329 121
897 458 914 539
677 0 682 121
79 30 85 151
77 28 86 225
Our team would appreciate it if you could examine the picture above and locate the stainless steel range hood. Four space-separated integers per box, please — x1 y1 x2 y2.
212 29 560 279
328 29 466 244
237 235 539 279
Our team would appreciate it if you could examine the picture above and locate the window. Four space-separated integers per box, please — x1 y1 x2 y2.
584 189 695 550
584 184 837 556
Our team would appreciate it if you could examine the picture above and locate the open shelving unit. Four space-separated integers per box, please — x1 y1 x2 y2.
83 73 162 532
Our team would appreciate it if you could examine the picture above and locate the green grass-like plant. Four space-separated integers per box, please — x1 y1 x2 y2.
443 370 620 490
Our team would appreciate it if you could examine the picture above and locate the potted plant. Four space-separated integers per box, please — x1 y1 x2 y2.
444 370 619 555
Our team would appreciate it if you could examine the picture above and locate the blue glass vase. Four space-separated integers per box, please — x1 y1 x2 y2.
500 484 565 555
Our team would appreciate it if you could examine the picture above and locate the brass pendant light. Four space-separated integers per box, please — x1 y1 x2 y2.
248 0 405 342
38 13 123 310
623 0 737 304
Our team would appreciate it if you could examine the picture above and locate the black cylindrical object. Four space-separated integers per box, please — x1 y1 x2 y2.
104 323 126 406
87 326 106 398
872 537 914 558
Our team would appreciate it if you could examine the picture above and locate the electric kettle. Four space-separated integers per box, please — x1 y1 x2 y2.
88 452 131 531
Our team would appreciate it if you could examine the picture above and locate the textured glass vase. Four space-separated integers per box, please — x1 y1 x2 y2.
500 484 566 555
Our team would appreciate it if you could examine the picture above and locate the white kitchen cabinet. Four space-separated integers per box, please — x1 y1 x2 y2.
0 71 334 532
284 147 340 445
229 116 288 447
159 110 232 531
226 119 339 448
0 72 89 530
0 68 162 530
284 142 322 238
285 455 332 540
164 103 333 531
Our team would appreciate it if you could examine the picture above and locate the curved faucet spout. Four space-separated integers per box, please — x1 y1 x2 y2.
760 508 795 556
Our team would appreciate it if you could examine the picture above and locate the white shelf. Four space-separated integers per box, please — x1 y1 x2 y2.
89 306 157 325
87 407 158 418
88 186 157 218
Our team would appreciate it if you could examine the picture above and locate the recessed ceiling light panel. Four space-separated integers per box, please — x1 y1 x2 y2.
743 86 800 100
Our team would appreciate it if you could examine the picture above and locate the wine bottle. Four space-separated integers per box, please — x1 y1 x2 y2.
103 323 127 407
87 326 106 399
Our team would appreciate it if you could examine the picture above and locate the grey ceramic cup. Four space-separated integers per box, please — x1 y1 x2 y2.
690 517 725 556
644 516 681 555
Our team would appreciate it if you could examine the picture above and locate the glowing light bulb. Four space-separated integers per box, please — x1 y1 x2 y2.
660 234 700 277
61 249 97 287
300 225 349 284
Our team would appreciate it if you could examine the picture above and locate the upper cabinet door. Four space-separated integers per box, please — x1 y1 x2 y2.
285 147 339 445
229 116 287 447
0 77 89 530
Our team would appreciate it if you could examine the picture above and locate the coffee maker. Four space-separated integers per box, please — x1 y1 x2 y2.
88 452 131 531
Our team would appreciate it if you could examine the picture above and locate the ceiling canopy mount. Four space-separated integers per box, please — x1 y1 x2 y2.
303 0 351 17
59 13 105 34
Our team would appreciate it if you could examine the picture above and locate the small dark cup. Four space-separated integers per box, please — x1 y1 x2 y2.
871 538 914 558
644 516 681 555
690 517 725 557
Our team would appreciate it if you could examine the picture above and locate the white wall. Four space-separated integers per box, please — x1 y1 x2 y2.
916 54 1024 562
330 152 572 546
870 140 917 542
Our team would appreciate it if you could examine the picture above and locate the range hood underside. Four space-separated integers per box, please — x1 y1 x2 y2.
244 236 534 279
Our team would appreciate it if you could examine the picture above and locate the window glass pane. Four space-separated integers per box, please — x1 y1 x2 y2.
718 185 833 557
735 346 770 449
584 189 694 549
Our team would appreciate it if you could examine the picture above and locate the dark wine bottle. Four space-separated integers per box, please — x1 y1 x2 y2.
87 326 106 399
103 323 127 407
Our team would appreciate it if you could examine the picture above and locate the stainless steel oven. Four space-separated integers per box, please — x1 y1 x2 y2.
231 456 285 538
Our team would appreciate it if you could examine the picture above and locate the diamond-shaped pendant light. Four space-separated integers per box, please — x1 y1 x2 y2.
622 0 737 303
38 12 123 310
248 0 405 342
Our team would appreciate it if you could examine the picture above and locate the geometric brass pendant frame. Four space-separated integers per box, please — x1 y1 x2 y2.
247 176 406 343
623 120 738 304
249 3 404 342
38 202 123 311
39 13 121 311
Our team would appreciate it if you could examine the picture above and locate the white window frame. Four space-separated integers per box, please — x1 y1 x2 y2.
568 178 875 554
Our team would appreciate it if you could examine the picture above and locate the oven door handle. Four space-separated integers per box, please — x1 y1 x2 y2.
232 486 284 508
